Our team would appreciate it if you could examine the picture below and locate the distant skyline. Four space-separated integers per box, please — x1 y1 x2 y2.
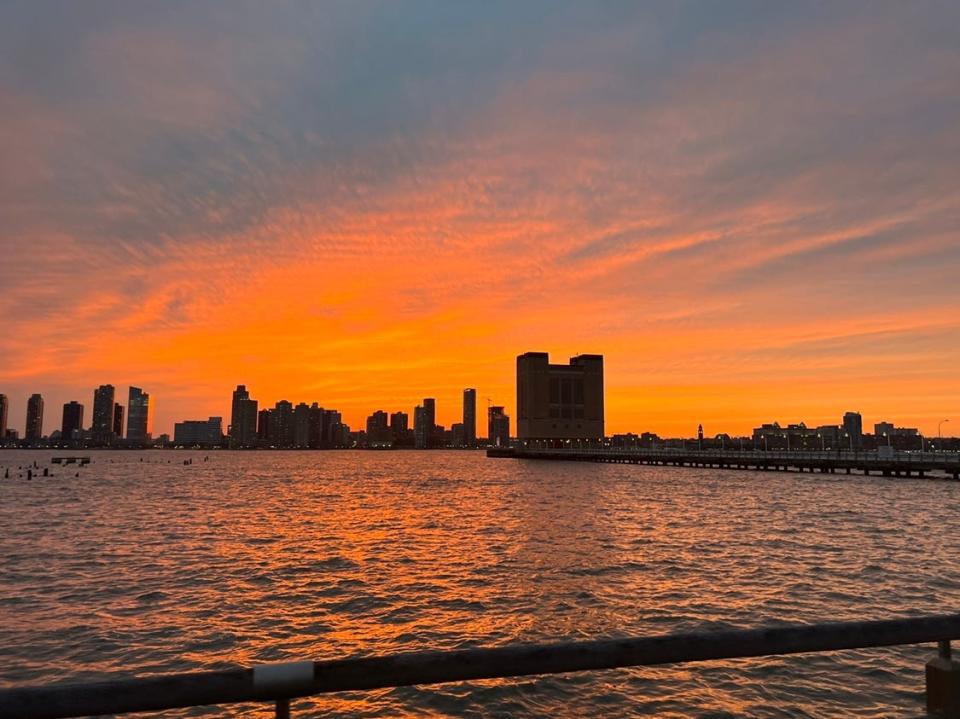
2 3 959 436
0 379 951 440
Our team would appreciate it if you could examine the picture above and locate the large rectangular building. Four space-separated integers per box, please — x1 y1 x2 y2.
174 417 223 446
517 352 604 441
61 401 85 440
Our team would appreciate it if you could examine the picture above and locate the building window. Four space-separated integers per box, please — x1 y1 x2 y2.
550 378 560 404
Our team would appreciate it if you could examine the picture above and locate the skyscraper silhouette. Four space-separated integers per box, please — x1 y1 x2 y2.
25 394 44 443
463 388 477 447
229 385 259 449
92 385 115 445
61 401 84 441
113 403 124 439
126 386 150 444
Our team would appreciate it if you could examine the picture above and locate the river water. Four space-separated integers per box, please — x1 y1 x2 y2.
1 450 958 718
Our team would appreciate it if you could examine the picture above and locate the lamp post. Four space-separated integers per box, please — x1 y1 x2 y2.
818 432 824 451
939 419 950 444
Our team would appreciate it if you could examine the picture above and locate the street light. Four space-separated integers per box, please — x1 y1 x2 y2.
939 419 950 441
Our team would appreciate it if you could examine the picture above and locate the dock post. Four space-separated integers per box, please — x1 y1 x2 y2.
927 640 960 717
276 698 291 719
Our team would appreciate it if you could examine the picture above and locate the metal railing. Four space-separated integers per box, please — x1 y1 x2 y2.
2 614 959 718
509 445 960 466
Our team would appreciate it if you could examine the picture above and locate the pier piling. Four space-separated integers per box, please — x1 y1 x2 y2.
927 641 960 718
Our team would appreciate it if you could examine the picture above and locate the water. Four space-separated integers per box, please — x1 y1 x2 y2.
1 450 958 718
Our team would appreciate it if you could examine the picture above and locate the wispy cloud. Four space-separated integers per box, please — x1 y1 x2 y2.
0 2 958 435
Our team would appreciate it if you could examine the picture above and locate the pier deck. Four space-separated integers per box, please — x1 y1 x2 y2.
487 446 960 479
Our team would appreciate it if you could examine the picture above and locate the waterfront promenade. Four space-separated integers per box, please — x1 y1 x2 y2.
488 446 960 479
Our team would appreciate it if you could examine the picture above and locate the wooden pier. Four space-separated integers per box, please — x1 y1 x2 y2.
487 446 960 480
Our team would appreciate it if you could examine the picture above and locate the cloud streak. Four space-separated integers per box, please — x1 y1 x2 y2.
1 2 958 436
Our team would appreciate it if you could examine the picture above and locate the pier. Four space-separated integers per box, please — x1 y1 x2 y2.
1 614 958 718
487 446 960 479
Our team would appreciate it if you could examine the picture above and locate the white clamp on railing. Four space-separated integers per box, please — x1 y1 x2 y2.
253 661 315 695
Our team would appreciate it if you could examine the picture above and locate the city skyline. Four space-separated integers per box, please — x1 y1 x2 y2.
1 4 959 438
0 376 953 443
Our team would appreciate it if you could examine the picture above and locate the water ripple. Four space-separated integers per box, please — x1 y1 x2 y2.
1 449 958 717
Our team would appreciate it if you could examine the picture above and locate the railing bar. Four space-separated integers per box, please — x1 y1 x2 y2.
3 614 960 719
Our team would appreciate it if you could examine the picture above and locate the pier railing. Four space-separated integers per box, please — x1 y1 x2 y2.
2 614 959 718
492 445 960 478
514 445 960 464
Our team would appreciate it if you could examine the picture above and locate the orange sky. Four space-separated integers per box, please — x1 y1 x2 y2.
1 4 959 437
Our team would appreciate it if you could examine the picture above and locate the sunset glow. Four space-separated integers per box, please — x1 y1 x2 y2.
2 3 958 436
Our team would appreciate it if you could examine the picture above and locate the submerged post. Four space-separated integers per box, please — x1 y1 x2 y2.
927 640 960 718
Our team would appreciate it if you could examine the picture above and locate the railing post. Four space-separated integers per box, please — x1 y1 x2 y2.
927 640 960 718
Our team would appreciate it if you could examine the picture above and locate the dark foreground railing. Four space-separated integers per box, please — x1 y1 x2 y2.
2 614 959 719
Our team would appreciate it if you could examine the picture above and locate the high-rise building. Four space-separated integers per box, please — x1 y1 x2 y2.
308 403 325 448
413 398 436 449
92 384 116 445
61 401 85 440
257 408 272 443
229 385 259 449
271 400 294 447
843 411 863 449
113 403 124 439
488 405 510 447
126 386 150 444
365 410 391 446
390 411 409 445
424 398 436 447
463 388 477 447
414 405 428 449
293 402 311 448
517 352 604 440
324 409 343 447
0 394 8 439
25 394 44 443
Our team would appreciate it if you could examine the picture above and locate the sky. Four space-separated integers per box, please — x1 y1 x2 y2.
1 1 959 438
